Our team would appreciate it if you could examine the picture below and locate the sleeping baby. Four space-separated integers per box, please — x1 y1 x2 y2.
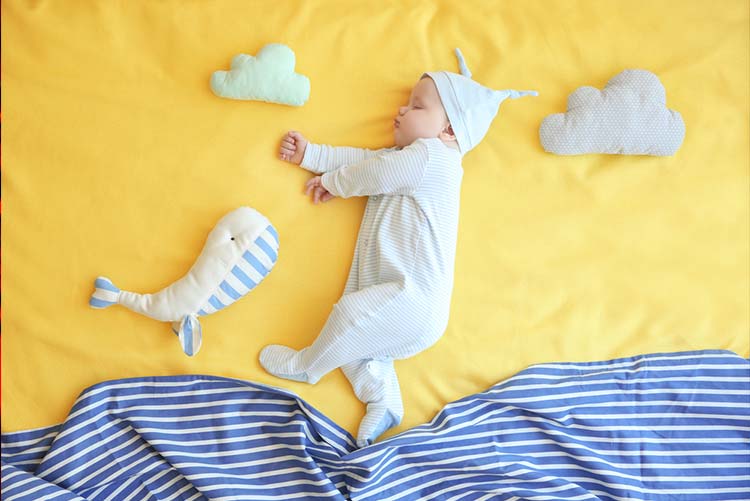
261 48 537 447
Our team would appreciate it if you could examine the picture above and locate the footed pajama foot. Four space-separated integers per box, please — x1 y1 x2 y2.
259 345 314 383
356 402 403 448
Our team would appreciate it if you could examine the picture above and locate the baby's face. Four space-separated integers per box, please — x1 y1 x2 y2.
393 76 451 148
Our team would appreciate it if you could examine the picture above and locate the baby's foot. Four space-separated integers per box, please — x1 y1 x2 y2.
259 345 311 383
356 402 402 448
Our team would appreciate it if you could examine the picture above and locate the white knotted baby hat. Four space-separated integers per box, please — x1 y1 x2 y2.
422 48 538 155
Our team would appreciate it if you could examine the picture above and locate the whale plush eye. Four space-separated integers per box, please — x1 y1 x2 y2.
231 237 235 241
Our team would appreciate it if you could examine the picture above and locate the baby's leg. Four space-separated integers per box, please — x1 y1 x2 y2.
342 359 403 447
259 282 427 383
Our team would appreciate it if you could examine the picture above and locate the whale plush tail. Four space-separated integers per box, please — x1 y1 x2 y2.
90 276 121 309
91 276 202 356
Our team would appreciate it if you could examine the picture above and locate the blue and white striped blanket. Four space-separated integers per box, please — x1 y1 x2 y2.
3 350 749 500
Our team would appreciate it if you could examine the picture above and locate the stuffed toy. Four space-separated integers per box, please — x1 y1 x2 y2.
90 207 279 356
210 43 310 106
539 69 685 156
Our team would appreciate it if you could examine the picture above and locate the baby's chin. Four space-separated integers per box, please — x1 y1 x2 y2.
393 131 425 148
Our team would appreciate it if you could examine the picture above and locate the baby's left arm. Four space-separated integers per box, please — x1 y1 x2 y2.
301 143 397 174
319 140 430 198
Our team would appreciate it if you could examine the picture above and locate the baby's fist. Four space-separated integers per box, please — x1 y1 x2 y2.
279 131 308 165
305 176 335 204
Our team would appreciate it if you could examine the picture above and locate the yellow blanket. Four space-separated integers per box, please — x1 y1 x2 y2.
2 0 748 439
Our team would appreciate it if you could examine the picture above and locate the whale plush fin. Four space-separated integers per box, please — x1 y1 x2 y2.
90 276 121 309
173 315 203 357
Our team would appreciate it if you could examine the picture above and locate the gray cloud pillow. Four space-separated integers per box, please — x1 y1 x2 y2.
539 69 685 156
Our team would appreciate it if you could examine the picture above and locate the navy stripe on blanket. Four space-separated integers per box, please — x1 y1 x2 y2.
2 350 749 500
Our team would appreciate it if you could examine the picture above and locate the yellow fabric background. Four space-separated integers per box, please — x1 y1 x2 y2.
2 0 748 438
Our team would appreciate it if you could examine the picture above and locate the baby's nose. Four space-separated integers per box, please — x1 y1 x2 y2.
398 106 408 116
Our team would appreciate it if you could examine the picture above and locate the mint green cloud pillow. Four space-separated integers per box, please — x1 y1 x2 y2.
210 43 310 107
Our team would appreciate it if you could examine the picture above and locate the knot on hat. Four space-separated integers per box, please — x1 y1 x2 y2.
422 48 538 154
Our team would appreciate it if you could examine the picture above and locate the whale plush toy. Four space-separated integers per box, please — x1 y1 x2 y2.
90 207 279 356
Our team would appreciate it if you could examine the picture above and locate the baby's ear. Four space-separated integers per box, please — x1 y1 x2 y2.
441 123 456 140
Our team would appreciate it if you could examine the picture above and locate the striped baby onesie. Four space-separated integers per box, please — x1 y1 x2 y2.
261 137 463 446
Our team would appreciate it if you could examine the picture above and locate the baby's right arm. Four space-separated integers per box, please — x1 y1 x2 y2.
279 131 395 174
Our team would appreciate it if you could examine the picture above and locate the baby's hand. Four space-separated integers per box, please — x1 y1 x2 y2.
279 131 308 165
305 176 335 204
